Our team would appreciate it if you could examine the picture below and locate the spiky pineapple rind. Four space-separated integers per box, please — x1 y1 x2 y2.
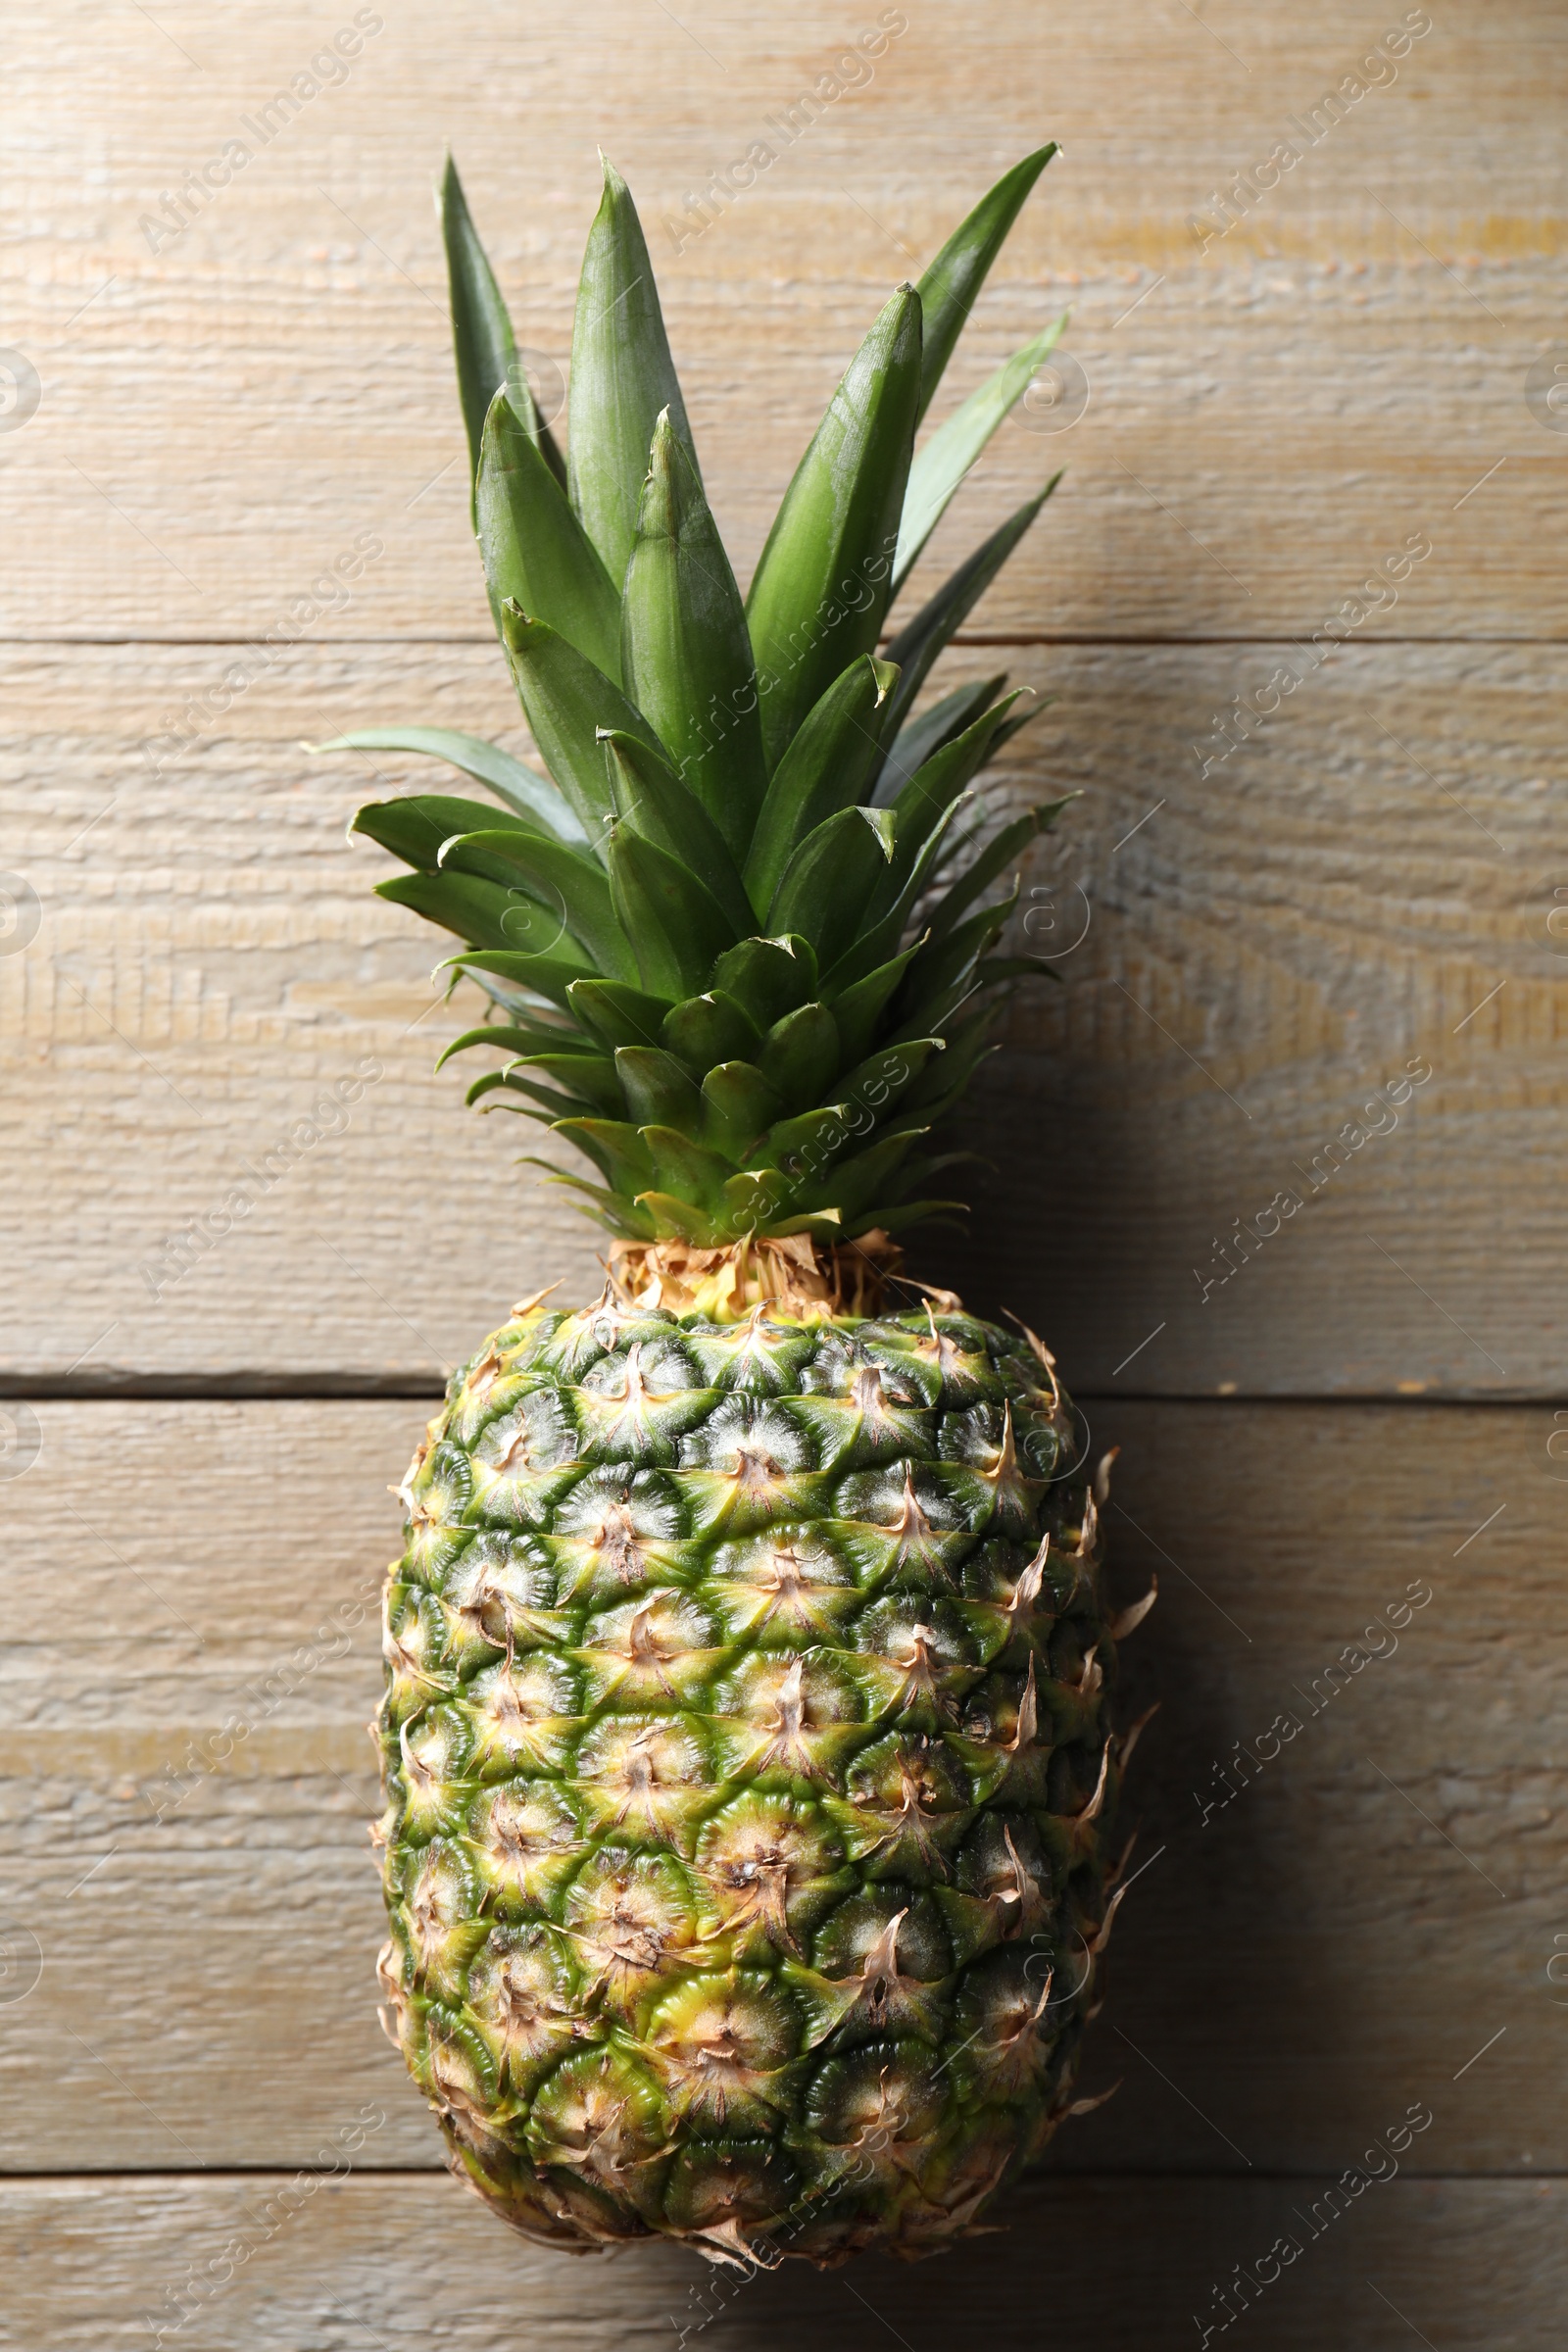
376 1298 1135 2263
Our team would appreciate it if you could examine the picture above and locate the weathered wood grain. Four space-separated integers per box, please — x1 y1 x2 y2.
2 1400 1561 2177
3 2174 1565 2352
2 2 1564 641
1 640 1560 1392
6 8 1567 2340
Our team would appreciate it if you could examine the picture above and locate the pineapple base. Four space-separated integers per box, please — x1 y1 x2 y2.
376 1290 1141 2267
605 1229 909 1324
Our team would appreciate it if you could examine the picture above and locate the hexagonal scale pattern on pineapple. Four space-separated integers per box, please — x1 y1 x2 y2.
374 1294 1139 2264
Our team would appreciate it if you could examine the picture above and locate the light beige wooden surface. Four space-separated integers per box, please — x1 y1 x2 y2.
3 1400 1561 2180
4 6 1564 2349
1 3 1564 643
2 639 1561 1392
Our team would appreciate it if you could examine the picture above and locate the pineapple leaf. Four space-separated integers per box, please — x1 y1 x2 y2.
640 1125 733 1204
822 797 970 994
621 412 767 858
552 1116 656 1193
879 698 1021 904
923 799 1073 946
600 730 755 940
758 1003 841 1112
613 1046 701 1128
988 697 1054 755
606 826 739 996
661 989 760 1073
316 728 582 839
441 156 567 493
745 287 922 768
902 1016 1002 1115
882 478 1060 738
523 1053 625 1115
375 867 582 958
845 1196 968 1236
435 829 637 982
470 1068 597 1121
434 1020 580 1071
529 1163 656 1240
477 389 622 681
499 605 667 849
709 935 818 1030
743 654 898 911
837 1036 943 1114
443 943 602 1012
903 892 1018 1006
352 794 553 870
568 157 700 584
802 1124 929 1221
893 316 1066 596
751 1103 858 1175
823 946 920 1064
871 676 1007 808
634 1190 720 1243
914 142 1059 422
567 976 672 1051
701 1061 783 1158
721 1167 795 1226
766 806 898 967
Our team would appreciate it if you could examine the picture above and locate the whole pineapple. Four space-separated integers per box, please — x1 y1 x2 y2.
324 144 1155 2267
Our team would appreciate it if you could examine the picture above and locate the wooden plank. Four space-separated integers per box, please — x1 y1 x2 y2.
2 3 1564 641
2 2173 1564 2352
2 1399 1562 2175
1 640 1561 1391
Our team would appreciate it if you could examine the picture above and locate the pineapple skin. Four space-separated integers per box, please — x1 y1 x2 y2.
375 1293 1131 2266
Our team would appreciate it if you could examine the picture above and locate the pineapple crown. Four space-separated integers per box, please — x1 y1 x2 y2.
323 146 1070 1265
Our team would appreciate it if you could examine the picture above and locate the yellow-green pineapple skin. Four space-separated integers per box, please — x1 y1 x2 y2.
375 1293 1132 2265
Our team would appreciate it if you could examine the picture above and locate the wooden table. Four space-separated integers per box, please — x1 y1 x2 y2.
3 3 1564 2344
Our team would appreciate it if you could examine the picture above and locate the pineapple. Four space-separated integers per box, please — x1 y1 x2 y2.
322 145 1155 2267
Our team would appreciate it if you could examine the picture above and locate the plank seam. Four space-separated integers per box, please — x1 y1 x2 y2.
0 633 1560 651
0 1379 1556 1405
0 2166 1560 2184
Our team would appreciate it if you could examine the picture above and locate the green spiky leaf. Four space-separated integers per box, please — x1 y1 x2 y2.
441 156 568 492
317 729 584 839
744 655 898 910
568 158 699 584
621 412 767 858
335 149 1080 1252
600 731 755 940
498 605 666 847
882 479 1059 738
894 317 1066 594
914 142 1059 421
745 288 922 767
606 827 738 997
476 388 622 678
